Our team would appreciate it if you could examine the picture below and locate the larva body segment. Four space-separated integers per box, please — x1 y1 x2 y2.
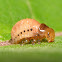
10 19 41 44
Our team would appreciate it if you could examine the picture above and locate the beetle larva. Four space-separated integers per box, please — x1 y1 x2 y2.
0 18 55 46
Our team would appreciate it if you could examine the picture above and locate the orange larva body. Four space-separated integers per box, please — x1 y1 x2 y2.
0 18 55 46
9 18 55 45
10 19 41 44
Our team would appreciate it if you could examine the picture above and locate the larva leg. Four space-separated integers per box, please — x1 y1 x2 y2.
37 38 43 44
31 39 36 45
20 38 30 46
20 38 26 46
26 38 30 44
24 39 30 44
37 35 44 44
20 41 25 46
37 36 45 44
37 39 41 44
28 37 36 45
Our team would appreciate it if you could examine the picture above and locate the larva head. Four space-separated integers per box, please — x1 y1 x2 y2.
39 23 55 42
45 28 55 42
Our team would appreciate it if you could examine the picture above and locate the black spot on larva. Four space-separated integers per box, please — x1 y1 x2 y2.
24 30 25 32
14 39 15 40
30 28 33 31
27 29 29 31
21 32 22 34
18 34 19 36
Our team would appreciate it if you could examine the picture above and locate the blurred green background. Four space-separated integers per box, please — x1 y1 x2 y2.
0 0 62 62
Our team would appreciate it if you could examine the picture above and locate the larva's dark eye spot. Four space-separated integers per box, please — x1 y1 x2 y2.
30 28 33 31
21 32 22 34
14 39 15 40
24 30 25 32
18 34 19 36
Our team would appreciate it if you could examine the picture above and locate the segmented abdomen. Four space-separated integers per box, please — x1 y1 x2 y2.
11 19 41 44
